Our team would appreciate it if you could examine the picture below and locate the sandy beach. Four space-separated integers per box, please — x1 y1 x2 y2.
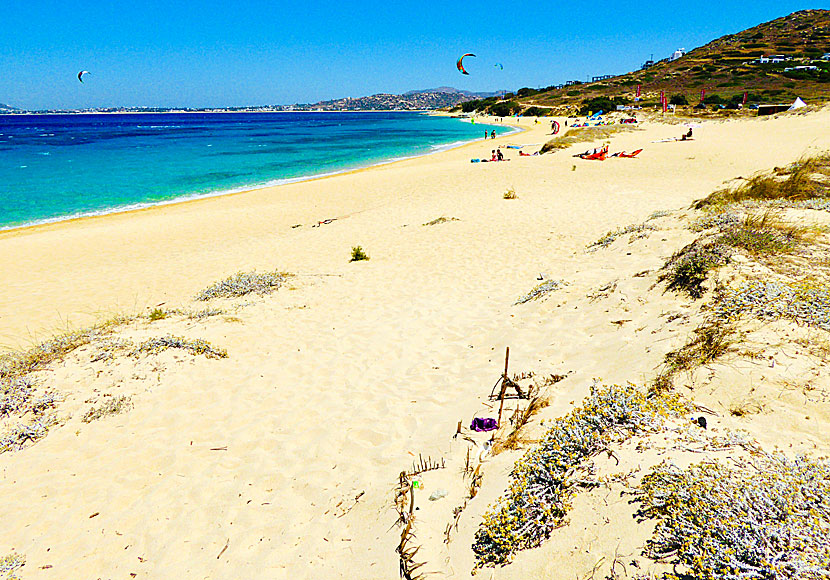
2 108 830 579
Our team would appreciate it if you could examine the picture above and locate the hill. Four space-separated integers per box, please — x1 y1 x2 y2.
292 88 495 111
0 102 17 112
460 9 830 115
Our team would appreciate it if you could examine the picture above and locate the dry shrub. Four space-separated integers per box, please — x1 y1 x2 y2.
694 153 830 208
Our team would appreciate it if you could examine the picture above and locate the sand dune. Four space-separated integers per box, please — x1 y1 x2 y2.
2 108 830 579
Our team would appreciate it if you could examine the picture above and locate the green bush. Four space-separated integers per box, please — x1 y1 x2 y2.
521 106 549 117
488 101 521 117
669 94 688 105
350 246 370 262
566 89 581 97
577 96 629 116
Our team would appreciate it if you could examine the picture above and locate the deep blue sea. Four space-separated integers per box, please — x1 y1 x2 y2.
0 112 499 230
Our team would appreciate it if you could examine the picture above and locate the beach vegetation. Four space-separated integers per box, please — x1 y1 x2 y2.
669 94 688 105
503 187 517 200
587 221 656 251
350 246 370 262
1 415 57 455
693 153 830 208
717 211 804 255
131 335 228 359
82 395 132 423
493 395 549 454
540 125 637 155
488 101 521 117
653 320 736 394
184 307 227 320
514 280 561 305
0 552 25 579
520 106 550 117
0 317 130 385
658 241 730 299
148 308 167 321
422 216 460 226
635 454 830 579
195 270 289 300
565 89 581 97
713 279 830 333
472 383 681 570
577 96 629 116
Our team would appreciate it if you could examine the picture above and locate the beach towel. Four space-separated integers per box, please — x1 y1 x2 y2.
471 417 498 432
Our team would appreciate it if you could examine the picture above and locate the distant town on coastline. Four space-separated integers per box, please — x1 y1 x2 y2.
2 9 829 115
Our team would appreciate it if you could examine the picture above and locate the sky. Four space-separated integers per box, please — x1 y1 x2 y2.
0 1 823 110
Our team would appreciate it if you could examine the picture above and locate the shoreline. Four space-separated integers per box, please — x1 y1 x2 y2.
0 116 523 236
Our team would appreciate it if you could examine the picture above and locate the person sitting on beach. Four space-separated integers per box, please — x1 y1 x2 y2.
496 148 504 161
490 150 497 161
490 130 496 139
681 128 693 141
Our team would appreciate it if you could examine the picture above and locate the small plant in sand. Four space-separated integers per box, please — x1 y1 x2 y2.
132 335 228 359
350 246 370 262
184 307 226 320
514 280 561 305
148 308 167 321
653 320 736 394
0 415 57 454
423 216 460 226
587 221 656 251
472 383 681 570
657 240 730 299
503 188 517 200
82 395 132 423
635 454 830 579
0 552 25 580
195 270 288 301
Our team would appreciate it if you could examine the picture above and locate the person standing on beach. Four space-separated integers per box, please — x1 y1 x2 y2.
484 130 488 140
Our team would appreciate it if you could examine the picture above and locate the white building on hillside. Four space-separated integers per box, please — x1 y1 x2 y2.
670 48 686 61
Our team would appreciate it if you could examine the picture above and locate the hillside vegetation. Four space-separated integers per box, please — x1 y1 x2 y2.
456 9 830 116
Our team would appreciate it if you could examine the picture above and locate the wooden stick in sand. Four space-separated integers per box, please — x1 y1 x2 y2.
497 347 509 428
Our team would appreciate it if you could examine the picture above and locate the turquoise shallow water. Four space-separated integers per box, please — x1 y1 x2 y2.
0 112 500 230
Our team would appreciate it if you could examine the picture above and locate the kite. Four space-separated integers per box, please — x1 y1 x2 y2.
494 63 503 70
78 70 90 83
456 54 475 75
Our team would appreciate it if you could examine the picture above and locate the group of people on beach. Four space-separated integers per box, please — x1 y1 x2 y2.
484 130 496 140
490 148 505 161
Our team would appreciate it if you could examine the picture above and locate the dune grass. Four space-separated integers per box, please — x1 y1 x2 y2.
540 125 637 154
693 153 830 208
653 321 736 394
195 270 289 300
82 395 132 423
658 241 730 299
132 335 228 359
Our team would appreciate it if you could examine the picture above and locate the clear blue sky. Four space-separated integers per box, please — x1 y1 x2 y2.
0 1 822 109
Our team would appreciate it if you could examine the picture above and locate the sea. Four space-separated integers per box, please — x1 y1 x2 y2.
0 112 501 230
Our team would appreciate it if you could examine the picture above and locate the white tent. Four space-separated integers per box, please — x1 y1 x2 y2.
788 97 807 110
